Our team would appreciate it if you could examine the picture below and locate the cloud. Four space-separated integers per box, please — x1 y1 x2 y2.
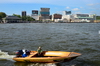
86 3 100 15
80 7 83 8
66 7 70 9
72 8 82 14
87 3 100 6
87 3 100 11
88 4 95 6
74 12 81 14
72 8 80 11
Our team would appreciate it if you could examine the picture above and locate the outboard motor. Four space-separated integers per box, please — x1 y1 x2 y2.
16 50 23 57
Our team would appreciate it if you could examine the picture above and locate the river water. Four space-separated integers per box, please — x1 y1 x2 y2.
0 23 100 66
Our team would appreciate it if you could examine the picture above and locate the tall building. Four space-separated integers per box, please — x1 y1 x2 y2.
32 10 38 15
62 11 72 22
39 8 50 20
22 11 26 16
31 10 39 20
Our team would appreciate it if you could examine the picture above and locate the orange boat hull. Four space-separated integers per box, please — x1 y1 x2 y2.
13 51 81 63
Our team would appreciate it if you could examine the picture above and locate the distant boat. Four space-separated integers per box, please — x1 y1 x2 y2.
13 51 81 63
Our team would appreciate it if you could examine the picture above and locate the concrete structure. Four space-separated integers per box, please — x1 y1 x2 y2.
52 14 62 22
62 11 95 22
31 10 39 20
71 14 96 22
39 8 50 21
22 11 26 17
62 11 72 22
62 15 72 22
3 16 21 23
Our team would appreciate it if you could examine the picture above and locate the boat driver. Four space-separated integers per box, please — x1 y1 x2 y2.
37 47 42 56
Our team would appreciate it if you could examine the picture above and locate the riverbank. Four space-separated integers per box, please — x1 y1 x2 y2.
0 20 100 23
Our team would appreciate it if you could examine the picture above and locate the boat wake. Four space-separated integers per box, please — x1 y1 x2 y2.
99 30 100 34
0 50 16 62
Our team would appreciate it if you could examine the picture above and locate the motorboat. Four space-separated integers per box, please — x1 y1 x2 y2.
13 51 81 63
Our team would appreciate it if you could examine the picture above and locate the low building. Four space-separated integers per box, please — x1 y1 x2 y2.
62 13 96 22
52 14 62 22
71 14 96 22
62 15 72 22
61 10 96 22
3 16 21 23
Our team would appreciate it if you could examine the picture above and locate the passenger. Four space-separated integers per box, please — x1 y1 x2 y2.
16 49 30 57
37 47 42 56
22 49 27 57
26 51 30 55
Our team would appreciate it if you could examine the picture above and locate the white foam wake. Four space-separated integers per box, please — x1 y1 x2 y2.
0 50 16 61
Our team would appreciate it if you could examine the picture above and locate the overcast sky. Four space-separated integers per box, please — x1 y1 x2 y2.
0 0 100 15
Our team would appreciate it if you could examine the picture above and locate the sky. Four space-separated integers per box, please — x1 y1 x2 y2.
0 0 100 16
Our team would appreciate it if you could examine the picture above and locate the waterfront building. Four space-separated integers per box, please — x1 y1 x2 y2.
22 11 26 17
62 15 72 22
32 10 38 15
52 14 62 22
62 11 72 22
3 16 21 23
62 11 95 22
39 8 50 21
71 14 96 22
31 10 39 20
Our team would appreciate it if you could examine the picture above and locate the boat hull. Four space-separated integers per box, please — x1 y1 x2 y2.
13 51 81 63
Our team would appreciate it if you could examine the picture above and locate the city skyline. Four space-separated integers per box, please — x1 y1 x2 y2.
0 0 100 15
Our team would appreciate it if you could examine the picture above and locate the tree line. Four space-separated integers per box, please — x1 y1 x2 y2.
0 12 35 22
13 14 35 21
96 16 100 20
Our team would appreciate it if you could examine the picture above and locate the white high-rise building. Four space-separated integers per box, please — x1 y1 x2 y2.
31 10 39 20
62 11 72 22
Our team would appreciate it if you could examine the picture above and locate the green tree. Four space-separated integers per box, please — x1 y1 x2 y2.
22 16 27 21
13 14 21 18
13 14 35 21
0 15 2 19
96 16 100 20
0 12 6 19
22 16 35 21
26 16 35 21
